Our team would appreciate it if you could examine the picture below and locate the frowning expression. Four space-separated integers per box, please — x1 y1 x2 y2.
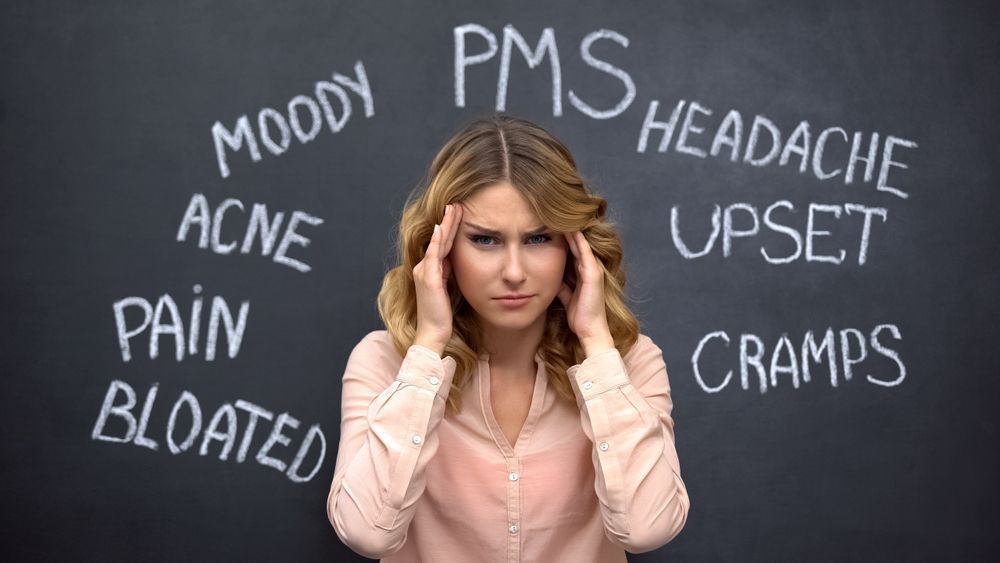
450 182 568 334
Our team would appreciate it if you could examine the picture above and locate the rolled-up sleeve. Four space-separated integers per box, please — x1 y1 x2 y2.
567 334 690 554
326 331 457 559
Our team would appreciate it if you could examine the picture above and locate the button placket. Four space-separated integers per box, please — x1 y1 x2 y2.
506 459 522 562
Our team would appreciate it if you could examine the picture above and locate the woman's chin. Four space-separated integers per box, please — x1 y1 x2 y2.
478 310 546 333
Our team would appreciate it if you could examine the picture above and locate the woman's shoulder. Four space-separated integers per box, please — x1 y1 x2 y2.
356 328 393 346
340 330 407 389
348 329 405 366
626 332 663 355
622 333 668 369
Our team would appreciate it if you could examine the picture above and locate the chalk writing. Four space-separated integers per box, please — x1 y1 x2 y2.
91 379 325 483
212 61 374 178
692 324 906 393
638 99 917 198
670 200 888 265
454 24 636 119
176 193 324 273
113 285 249 362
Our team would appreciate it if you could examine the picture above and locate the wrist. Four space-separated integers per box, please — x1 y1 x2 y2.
412 335 447 357
580 335 615 358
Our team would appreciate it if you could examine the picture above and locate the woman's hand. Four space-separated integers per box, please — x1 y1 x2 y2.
558 231 616 358
412 203 464 356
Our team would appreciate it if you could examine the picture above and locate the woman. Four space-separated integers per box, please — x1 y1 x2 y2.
326 114 689 562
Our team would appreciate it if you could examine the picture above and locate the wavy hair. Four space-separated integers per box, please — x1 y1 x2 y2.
377 114 639 415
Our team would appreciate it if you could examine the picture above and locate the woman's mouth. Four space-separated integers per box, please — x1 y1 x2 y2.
493 294 534 308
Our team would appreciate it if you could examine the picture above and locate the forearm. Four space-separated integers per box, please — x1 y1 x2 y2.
327 344 454 558
569 347 690 553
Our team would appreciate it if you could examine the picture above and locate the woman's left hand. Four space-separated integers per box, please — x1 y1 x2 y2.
558 231 616 358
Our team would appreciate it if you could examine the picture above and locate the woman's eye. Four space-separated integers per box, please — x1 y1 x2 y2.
469 233 551 246
470 235 498 246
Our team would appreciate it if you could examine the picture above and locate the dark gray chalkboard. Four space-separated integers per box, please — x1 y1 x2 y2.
2 0 998 561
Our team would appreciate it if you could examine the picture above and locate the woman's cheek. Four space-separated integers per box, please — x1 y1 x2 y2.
543 249 569 279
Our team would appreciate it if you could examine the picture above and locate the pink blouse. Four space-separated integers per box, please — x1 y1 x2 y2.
326 330 689 562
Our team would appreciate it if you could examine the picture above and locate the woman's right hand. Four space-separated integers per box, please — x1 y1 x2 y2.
412 202 463 356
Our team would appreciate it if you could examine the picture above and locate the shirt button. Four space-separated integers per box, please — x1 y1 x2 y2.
509 523 519 534
429 376 440 385
508 472 519 481
599 441 609 451
583 381 593 390
412 435 423 445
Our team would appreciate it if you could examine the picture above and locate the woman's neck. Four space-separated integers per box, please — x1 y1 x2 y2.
482 316 545 376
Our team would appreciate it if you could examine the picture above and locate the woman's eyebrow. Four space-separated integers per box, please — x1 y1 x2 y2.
462 222 548 236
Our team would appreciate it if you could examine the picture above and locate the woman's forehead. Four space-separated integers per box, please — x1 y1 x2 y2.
459 184 544 231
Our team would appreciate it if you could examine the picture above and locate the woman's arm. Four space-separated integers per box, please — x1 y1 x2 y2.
567 334 690 554
326 331 456 559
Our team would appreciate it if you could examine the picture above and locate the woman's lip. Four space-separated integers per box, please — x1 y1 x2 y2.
494 295 534 307
494 295 533 300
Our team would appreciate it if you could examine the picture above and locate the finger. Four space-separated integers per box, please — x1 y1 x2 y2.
437 205 451 257
442 203 463 257
438 204 456 253
575 231 600 273
564 232 580 258
567 232 587 274
425 223 441 260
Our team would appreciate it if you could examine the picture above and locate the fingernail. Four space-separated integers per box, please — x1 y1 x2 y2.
444 204 451 216
433 224 440 235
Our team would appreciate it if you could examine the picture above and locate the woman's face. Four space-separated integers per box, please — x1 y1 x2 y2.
450 182 569 337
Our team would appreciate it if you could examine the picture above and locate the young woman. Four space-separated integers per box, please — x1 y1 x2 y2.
326 114 689 562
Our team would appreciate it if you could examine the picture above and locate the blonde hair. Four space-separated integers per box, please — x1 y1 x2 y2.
378 114 639 415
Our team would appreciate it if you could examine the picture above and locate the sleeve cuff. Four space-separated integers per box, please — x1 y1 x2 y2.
567 347 631 401
396 345 457 401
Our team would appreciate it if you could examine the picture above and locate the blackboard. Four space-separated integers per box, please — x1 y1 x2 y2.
2 0 998 561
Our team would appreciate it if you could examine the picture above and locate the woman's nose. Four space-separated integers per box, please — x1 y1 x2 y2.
501 246 527 284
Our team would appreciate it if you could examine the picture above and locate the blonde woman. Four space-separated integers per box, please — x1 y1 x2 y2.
326 114 689 562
